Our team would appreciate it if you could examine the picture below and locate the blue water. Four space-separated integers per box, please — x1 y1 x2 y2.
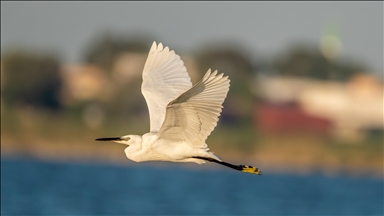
1 157 383 215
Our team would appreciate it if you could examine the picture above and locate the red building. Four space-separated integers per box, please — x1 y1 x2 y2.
254 102 333 136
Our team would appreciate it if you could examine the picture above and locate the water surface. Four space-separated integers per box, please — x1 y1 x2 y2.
1 157 383 215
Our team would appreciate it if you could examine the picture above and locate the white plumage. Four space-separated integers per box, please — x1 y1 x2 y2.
96 41 261 175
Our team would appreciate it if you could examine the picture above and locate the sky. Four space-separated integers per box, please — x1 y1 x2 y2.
1 1 383 77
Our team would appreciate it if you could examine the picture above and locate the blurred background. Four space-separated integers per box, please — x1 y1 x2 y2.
1 2 383 215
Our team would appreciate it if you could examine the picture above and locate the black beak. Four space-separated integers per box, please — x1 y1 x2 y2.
95 137 122 141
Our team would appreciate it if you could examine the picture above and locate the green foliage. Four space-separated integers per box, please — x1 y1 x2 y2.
193 41 256 126
82 32 153 72
194 41 253 78
272 44 367 81
2 50 63 111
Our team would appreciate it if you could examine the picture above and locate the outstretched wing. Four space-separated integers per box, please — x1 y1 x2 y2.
157 69 230 147
142 42 192 133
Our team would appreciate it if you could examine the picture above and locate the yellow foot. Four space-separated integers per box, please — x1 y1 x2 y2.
240 165 262 175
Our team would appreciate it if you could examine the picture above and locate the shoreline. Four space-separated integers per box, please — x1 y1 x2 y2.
2 134 382 179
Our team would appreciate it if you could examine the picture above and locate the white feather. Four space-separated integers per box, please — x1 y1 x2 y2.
157 69 230 148
141 42 192 133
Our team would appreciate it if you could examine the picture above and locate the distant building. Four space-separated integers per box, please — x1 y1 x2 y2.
255 101 332 136
110 52 147 85
60 64 112 106
253 73 384 143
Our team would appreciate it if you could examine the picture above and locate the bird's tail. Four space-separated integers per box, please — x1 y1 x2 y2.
193 157 262 175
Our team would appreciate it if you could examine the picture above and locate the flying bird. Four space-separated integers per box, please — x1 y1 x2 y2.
96 42 261 175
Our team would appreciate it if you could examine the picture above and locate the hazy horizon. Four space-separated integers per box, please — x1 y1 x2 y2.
1 2 383 77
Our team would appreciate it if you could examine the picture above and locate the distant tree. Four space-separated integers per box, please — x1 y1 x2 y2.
2 50 63 110
272 44 367 81
194 41 253 79
82 32 153 72
194 41 256 125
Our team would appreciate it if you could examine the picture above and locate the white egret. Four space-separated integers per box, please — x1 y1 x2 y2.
96 42 261 175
